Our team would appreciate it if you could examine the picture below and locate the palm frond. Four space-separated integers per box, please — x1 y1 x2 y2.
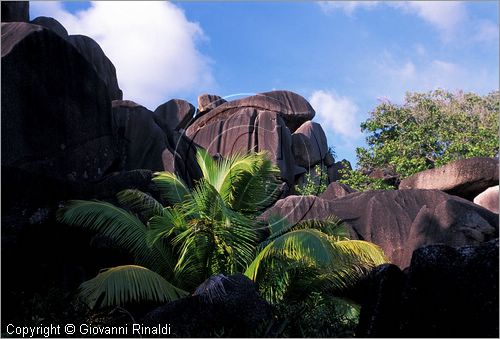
152 172 190 205
245 229 335 281
116 189 164 221
57 200 175 277
228 152 282 213
195 149 282 214
146 207 187 247
79 265 187 309
246 229 387 284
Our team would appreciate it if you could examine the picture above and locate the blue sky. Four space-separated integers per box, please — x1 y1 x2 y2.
30 1 499 166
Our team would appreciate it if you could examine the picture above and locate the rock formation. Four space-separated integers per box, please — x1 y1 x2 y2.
474 185 499 214
197 93 227 116
399 157 499 200
154 99 195 132
2 22 119 183
355 240 499 337
260 190 498 268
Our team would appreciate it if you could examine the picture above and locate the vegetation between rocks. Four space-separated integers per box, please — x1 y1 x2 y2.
57 148 387 335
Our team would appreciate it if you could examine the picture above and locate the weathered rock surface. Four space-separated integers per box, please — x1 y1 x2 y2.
1 1 29 22
260 190 498 268
142 273 271 337
474 185 499 214
154 99 195 132
68 35 122 100
187 90 315 135
2 22 119 183
161 130 202 187
111 100 166 171
197 93 227 115
187 107 296 184
355 240 499 337
399 157 499 200
30 16 68 39
292 121 328 168
319 182 356 200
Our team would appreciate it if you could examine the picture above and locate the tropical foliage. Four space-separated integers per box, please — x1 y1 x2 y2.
58 148 387 314
340 89 499 190
246 215 386 304
295 163 329 196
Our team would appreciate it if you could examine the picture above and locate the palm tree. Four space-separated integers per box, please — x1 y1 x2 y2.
57 148 282 308
58 147 387 311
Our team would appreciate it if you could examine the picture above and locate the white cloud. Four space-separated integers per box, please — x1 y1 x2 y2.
373 53 496 102
309 90 361 140
319 1 475 41
319 1 380 16
474 20 499 42
30 1 215 110
391 1 467 40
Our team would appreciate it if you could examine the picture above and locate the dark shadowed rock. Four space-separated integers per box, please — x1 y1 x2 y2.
355 240 499 337
473 185 499 214
187 90 315 134
324 151 335 167
197 93 227 115
354 264 405 337
187 107 296 185
260 190 498 268
399 157 499 200
292 121 328 168
2 22 119 183
1 1 29 22
161 130 202 187
30 16 68 39
401 240 499 337
154 99 195 132
68 35 122 101
141 273 271 337
327 159 351 183
319 182 356 200
111 100 166 171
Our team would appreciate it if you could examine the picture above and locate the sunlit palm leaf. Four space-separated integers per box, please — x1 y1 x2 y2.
152 172 190 205
57 200 174 278
229 153 282 213
79 265 187 309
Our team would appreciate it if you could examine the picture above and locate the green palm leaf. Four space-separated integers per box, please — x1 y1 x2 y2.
116 189 164 221
195 149 282 213
152 172 190 205
57 200 174 278
79 265 188 309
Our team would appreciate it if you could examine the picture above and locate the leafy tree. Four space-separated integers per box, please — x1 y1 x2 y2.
340 89 499 190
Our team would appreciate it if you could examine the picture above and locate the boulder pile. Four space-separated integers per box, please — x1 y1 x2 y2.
2 4 498 336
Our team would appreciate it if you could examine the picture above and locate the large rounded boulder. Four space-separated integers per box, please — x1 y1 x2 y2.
399 157 499 200
2 22 119 183
260 190 498 268
154 98 195 132
292 121 328 168
186 107 297 185
187 90 315 135
111 100 166 171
